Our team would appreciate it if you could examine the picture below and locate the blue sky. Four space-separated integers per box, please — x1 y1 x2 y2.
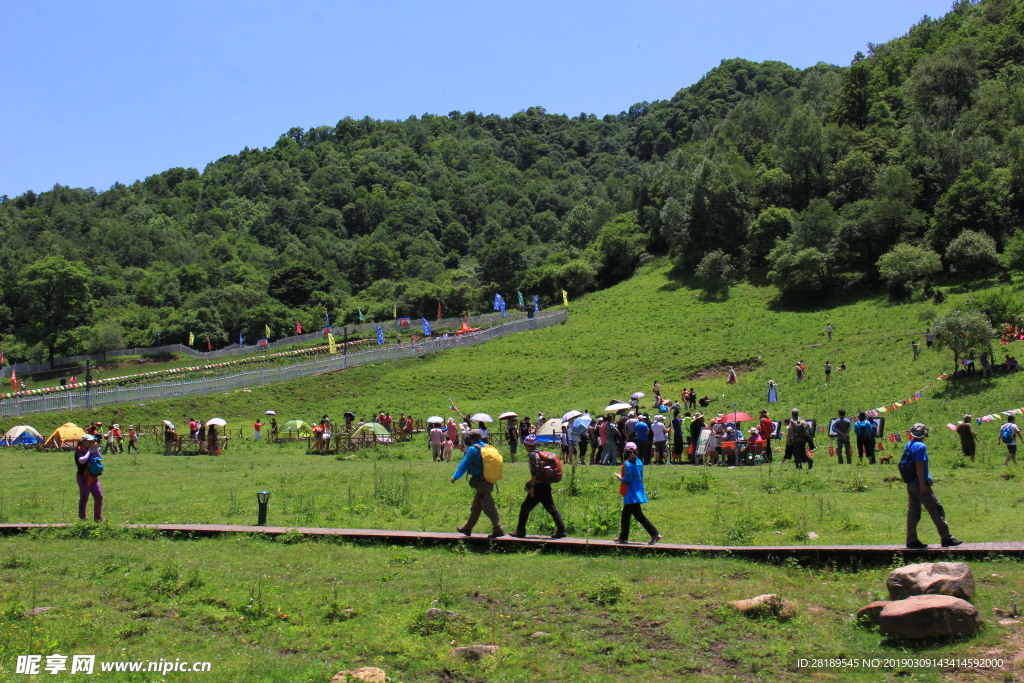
1 0 953 198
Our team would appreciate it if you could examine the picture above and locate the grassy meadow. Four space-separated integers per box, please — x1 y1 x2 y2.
4 261 1024 680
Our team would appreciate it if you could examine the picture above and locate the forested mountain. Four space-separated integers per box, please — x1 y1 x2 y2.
2 0 1023 362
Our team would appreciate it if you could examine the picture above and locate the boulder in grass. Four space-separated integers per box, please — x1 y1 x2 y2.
856 601 891 625
887 562 974 601
879 595 980 639
727 594 797 621
330 667 386 682
450 645 498 661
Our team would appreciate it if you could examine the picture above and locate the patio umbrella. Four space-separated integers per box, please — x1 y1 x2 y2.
206 418 227 427
632 392 645 399
498 411 518 420
604 402 631 412
264 410 276 415
470 413 493 422
721 412 753 423
562 410 583 421
344 411 356 419
162 420 175 429
426 416 444 424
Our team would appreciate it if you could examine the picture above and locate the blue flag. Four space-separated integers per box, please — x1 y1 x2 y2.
493 293 504 311
376 325 385 345
325 312 330 327
422 318 432 336
500 300 506 318
239 332 244 346
533 295 539 312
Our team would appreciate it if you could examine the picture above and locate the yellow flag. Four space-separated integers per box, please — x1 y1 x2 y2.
264 324 271 340
561 289 569 307
327 333 337 354
188 331 194 346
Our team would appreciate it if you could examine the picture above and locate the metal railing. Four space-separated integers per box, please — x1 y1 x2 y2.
0 310 565 418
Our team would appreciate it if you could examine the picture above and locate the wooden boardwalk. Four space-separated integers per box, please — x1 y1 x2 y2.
2 523 1022 561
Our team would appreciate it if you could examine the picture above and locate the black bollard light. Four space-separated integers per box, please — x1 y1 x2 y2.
256 490 270 526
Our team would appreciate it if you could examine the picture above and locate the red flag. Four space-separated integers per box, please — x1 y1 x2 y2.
295 319 303 334
0 350 4 366
10 368 16 392
437 302 442 321
206 336 212 351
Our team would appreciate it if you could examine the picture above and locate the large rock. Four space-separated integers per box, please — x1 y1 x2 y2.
727 594 797 621
330 667 386 682
450 645 498 661
886 562 974 601
856 601 891 625
878 595 980 639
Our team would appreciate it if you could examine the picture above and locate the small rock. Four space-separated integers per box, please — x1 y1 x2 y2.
530 631 551 639
727 594 797 621
879 595 980 639
330 667 386 682
774 531 783 535
887 562 974 601
807 532 819 540
425 608 444 620
856 601 891 625
24 606 57 617
999 619 1020 626
450 645 498 661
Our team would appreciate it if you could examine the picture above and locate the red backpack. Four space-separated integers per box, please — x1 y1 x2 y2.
536 450 563 483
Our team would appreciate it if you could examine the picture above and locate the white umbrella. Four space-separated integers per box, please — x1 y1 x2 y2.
426 416 444 424
498 411 518 420
206 418 227 427
264 410 276 415
562 410 583 421
470 413 494 422
162 420 175 429
604 402 631 412
631 392 645 399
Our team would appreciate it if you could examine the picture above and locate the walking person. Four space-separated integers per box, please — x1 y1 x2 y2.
956 415 979 462
74 436 104 522
788 408 814 469
824 361 832 383
600 414 620 465
999 415 1021 465
511 435 566 539
126 425 139 454
253 418 264 442
901 423 962 549
912 340 920 360
826 323 833 340
429 422 445 462
451 429 504 538
613 442 661 545
854 412 876 464
506 417 519 463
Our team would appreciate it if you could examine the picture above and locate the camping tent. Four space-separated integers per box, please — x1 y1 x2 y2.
42 423 85 450
278 420 313 439
533 419 567 445
350 422 393 444
0 425 43 446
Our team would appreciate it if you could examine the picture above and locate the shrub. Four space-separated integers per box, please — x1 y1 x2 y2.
945 229 998 274
876 243 941 297
695 249 737 300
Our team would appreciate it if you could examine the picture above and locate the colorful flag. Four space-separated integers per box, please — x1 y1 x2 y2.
188 331 194 346
239 332 244 346
562 289 569 307
10 368 17 392
327 333 337 354
375 325 385 345
206 336 212 351
533 295 539 312
264 324 271 339
358 309 365 322
295 319 303 334
493 293 504 311
0 350 4 367
517 291 525 307
500 299 506 318
437 301 443 320
422 318 432 336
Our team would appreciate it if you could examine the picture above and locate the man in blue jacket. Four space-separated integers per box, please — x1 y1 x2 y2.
903 423 962 549
451 429 504 538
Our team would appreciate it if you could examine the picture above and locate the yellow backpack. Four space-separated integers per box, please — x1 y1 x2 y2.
479 443 504 483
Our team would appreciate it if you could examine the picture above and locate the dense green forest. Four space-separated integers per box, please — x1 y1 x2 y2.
2 0 1023 362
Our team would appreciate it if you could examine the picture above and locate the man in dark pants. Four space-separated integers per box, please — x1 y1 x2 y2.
834 409 852 464
903 423 962 549
451 429 504 538
854 412 876 464
788 408 814 469
511 435 566 539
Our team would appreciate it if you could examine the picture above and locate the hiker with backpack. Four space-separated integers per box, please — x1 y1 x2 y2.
999 415 1020 465
510 435 566 539
787 408 815 469
854 412 877 464
613 442 662 545
900 423 962 549
451 429 505 539
74 435 104 522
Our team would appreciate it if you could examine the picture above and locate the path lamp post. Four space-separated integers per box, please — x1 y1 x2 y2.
256 490 270 526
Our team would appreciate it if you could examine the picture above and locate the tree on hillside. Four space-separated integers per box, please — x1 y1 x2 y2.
876 243 941 297
931 307 996 380
17 257 93 361
694 250 737 301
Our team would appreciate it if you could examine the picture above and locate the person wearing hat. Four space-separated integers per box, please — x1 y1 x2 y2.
613 442 661 545
73 436 104 522
126 425 139 453
510 435 566 539
956 415 979 462
451 428 505 539
651 414 668 464
854 412 876 464
902 423 962 549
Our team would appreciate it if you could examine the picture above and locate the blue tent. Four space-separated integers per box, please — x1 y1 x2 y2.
0 425 43 446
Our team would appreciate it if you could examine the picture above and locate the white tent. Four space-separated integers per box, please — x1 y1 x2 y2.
0 425 43 446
